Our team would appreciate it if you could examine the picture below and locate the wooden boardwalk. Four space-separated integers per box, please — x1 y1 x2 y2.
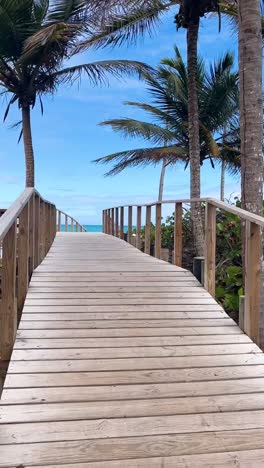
2 233 264 466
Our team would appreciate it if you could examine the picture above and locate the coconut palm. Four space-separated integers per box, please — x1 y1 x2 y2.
95 49 239 201
0 0 150 187
238 0 263 215
79 0 244 255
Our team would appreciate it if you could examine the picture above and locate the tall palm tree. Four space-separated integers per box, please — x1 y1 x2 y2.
80 0 242 255
95 49 239 201
238 0 263 215
0 0 150 187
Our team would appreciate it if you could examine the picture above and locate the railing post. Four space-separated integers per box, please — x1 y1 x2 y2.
174 202 183 267
128 206 133 244
120 207 124 240
204 202 216 296
58 210 61 232
136 206 142 250
53 206 56 241
115 207 119 237
65 214 68 233
71 217 74 233
244 220 261 345
0 222 17 361
111 208 115 236
17 204 29 322
34 195 40 268
45 204 50 254
155 203 162 259
39 201 45 261
107 209 111 235
28 195 35 278
103 210 107 234
145 205 151 255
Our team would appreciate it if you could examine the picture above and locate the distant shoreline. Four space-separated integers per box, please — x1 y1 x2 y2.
60 225 135 233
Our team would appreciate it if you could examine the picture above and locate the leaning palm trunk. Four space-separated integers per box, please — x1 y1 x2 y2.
238 0 263 347
21 105 35 187
187 19 204 256
220 160 225 201
158 159 167 202
239 0 263 214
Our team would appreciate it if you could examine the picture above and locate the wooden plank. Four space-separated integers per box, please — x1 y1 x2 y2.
0 222 17 361
3 410 264 445
3 393 264 424
17 203 29 321
24 297 220 305
7 354 264 374
3 430 264 467
18 318 236 329
26 291 211 298
174 202 183 267
155 203 161 259
15 334 250 349
144 205 151 255
5 364 264 389
11 343 260 361
20 312 231 322
15 449 264 468
204 202 216 297
17 326 243 338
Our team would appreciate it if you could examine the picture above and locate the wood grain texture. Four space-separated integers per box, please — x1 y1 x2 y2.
1 232 264 467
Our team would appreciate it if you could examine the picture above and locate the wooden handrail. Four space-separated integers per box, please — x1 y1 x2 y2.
56 209 87 232
102 198 264 348
0 189 56 363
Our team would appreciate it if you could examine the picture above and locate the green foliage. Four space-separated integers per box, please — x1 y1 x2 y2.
0 1 150 121
94 47 240 177
215 200 243 315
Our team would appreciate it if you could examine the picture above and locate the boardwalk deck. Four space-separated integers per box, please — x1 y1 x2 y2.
1 232 264 467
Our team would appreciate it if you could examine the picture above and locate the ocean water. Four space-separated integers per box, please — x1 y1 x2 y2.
60 225 133 233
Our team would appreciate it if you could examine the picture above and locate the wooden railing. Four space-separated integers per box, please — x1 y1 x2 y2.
57 209 87 232
0 189 56 362
103 198 264 347
0 189 85 365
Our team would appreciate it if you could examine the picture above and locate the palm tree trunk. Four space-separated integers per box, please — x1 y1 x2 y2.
158 159 167 202
220 160 225 201
238 0 263 214
187 18 204 256
220 126 226 201
21 104 35 187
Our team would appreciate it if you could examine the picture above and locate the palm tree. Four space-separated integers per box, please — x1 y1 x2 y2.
238 0 263 215
95 49 239 201
80 0 243 255
0 0 150 187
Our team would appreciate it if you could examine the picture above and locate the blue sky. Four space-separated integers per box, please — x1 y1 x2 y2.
0 10 240 224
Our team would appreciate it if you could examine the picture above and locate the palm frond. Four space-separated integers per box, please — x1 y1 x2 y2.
99 118 175 144
94 145 187 176
71 0 179 54
50 60 152 86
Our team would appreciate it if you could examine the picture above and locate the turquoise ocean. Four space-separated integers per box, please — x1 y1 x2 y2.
61 225 132 233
